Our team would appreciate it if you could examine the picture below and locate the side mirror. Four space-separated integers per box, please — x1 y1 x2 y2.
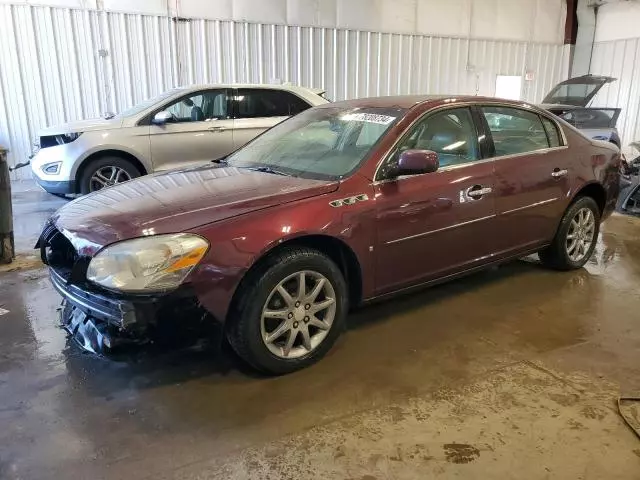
397 149 439 176
152 111 173 125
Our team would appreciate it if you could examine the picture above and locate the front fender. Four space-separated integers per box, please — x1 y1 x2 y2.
70 132 152 178
186 184 375 323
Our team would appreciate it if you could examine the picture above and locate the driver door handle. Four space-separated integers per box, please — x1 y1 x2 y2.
551 168 568 178
209 126 227 133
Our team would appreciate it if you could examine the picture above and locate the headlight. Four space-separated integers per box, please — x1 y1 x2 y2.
86 233 209 293
62 132 82 143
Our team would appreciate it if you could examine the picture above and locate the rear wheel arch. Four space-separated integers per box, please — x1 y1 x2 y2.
228 234 363 321
75 149 148 193
572 182 606 215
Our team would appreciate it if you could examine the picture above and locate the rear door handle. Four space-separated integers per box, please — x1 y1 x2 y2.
551 168 568 178
209 126 227 133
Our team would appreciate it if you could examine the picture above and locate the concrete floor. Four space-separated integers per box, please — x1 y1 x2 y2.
2 182 640 479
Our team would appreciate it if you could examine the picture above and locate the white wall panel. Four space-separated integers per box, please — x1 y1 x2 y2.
232 0 287 25
590 39 640 156
0 3 570 180
1 0 567 42
102 0 166 16
594 1 640 43
176 0 233 22
287 0 337 28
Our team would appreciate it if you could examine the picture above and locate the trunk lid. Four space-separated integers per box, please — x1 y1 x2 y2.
542 75 616 107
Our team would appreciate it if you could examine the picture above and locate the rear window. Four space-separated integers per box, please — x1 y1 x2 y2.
481 106 550 156
234 89 311 118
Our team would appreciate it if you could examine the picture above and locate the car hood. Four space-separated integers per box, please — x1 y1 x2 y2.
50 165 339 255
39 117 124 135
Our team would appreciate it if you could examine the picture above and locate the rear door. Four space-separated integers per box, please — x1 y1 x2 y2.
374 107 497 294
231 88 313 149
149 89 233 171
479 105 572 255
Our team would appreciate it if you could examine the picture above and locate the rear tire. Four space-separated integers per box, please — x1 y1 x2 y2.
539 196 600 270
227 247 348 375
79 156 141 194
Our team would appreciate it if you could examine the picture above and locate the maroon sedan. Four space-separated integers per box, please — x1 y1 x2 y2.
38 95 620 373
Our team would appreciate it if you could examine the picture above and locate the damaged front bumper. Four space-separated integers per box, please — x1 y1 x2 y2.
50 267 143 329
39 223 215 355
50 267 209 354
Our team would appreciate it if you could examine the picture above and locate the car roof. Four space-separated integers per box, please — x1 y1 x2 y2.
174 83 324 95
318 95 539 110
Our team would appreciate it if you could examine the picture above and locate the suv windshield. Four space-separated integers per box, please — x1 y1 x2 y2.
117 88 185 118
226 106 405 180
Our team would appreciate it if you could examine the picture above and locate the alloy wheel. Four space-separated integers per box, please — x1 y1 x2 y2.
89 166 132 192
565 207 596 262
260 270 337 359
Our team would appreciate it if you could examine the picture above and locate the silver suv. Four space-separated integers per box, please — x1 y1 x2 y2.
31 84 328 195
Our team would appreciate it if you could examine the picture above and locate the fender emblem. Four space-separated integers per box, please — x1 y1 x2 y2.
329 194 369 208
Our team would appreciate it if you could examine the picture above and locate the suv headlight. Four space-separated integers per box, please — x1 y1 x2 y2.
87 233 209 293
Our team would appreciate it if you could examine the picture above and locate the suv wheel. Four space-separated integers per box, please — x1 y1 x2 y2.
227 247 348 374
79 156 141 194
539 196 600 270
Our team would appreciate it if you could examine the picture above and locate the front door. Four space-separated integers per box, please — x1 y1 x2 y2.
480 106 572 254
374 107 497 294
150 89 234 171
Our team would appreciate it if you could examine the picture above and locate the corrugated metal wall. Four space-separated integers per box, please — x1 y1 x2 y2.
0 3 571 180
590 38 640 156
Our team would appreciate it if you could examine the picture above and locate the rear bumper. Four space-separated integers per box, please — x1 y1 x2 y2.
35 177 76 195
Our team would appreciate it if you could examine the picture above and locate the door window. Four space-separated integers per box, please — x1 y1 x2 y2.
233 89 311 119
377 107 480 179
541 117 562 147
163 90 228 123
481 106 550 156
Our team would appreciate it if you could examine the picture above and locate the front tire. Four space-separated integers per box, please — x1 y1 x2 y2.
227 247 348 375
539 196 600 270
79 156 141 194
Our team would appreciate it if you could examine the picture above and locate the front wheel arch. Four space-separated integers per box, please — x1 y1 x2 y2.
227 234 363 324
75 150 148 193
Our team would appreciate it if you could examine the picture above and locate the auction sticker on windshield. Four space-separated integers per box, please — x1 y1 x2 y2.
342 113 396 125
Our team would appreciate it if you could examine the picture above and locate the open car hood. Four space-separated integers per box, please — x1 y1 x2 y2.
542 75 616 107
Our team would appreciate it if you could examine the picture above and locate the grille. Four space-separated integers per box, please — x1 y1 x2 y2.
38 224 87 283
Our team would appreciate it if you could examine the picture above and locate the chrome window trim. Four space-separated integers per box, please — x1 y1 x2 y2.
373 100 569 184
385 214 496 245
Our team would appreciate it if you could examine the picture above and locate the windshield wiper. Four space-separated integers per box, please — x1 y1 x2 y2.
245 166 291 177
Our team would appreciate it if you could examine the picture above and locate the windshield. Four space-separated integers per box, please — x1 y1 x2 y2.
117 88 185 117
226 106 405 180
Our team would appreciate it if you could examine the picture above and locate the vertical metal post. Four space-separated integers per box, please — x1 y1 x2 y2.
0 147 14 264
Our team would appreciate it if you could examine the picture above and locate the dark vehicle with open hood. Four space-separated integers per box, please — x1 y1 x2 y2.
37 95 621 374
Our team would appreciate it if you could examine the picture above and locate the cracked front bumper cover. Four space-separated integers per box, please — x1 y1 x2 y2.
49 267 142 329
59 302 116 354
